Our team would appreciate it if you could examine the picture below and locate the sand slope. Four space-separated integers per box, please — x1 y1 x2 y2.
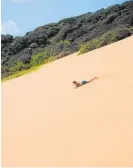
2 36 133 166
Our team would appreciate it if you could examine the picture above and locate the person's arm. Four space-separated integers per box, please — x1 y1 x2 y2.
74 83 82 88
74 84 79 89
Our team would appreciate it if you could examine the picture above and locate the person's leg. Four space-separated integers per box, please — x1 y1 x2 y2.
87 77 98 83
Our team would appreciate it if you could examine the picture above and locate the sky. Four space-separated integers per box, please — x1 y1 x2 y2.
1 0 127 36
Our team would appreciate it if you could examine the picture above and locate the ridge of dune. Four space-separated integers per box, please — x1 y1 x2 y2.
2 36 133 166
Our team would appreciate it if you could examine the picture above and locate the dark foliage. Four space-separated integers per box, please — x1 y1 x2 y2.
79 27 132 54
1 0 133 78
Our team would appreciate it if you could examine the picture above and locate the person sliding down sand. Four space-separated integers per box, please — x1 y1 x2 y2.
73 77 98 88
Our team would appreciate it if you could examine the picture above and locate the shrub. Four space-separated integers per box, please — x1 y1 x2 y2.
129 27 133 34
104 13 119 24
48 40 71 56
79 27 132 54
2 56 57 82
10 61 30 72
30 51 48 66
30 48 57 67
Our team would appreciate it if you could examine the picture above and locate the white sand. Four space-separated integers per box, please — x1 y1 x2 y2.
2 36 133 166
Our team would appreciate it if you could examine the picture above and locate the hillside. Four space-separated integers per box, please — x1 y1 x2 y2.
1 0 133 79
2 36 133 166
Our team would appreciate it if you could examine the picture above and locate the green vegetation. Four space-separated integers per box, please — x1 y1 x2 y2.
2 40 71 81
30 40 70 67
129 27 133 34
48 40 71 56
10 61 30 72
79 27 133 55
2 56 56 82
2 26 133 82
30 50 49 66
1 1 133 81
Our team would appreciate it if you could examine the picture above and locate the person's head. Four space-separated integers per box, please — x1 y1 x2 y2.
73 81 78 86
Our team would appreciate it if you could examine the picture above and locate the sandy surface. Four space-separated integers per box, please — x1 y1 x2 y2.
2 36 133 166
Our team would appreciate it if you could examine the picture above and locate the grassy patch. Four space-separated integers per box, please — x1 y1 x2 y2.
2 56 56 82
2 40 71 80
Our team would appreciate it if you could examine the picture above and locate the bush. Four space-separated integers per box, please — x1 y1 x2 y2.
129 27 133 34
79 27 132 54
47 40 71 56
30 48 57 67
2 56 57 82
104 13 119 24
10 61 30 72
30 50 48 66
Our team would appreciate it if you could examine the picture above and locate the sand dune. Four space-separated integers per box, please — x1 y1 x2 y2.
2 36 133 166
